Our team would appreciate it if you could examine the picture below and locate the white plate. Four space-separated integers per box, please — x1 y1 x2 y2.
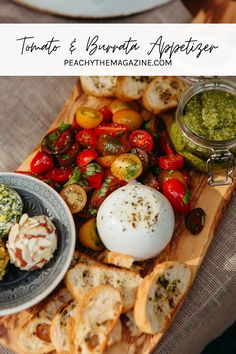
13 0 173 19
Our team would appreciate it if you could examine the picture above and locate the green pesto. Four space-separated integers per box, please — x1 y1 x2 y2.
183 90 236 141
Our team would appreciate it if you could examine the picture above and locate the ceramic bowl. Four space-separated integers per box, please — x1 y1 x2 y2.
0 172 76 316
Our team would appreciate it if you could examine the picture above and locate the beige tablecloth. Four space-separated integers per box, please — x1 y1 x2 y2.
0 1 235 354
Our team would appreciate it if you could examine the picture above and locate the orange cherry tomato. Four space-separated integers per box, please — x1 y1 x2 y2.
78 218 104 251
158 170 186 187
96 155 117 168
112 109 143 132
109 99 139 114
60 184 87 214
76 107 103 129
111 153 143 182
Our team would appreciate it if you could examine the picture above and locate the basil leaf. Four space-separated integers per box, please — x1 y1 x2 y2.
126 164 139 180
98 177 112 197
59 121 71 132
82 163 102 178
64 167 81 186
183 184 192 205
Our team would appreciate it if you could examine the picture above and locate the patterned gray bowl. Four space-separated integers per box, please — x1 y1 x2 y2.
0 172 76 316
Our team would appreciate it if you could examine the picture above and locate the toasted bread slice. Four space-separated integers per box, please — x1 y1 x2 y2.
17 287 72 354
142 76 188 114
80 76 117 97
70 250 99 269
134 262 191 334
103 251 134 269
116 76 154 101
50 300 77 354
70 285 122 354
65 263 142 312
107 318 122 347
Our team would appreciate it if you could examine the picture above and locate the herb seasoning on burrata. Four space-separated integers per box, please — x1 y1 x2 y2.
183 90 236 141
0 184 23 237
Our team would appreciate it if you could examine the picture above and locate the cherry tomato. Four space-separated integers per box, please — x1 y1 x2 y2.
81 163 105 189
109 99 139 114
91 176 127 209
129 130 154 153
76 107 103 129
60 184 87 214
142 172 160 190
76 149 98 167
111 153 143 182
72 114 80 131
41 123 74 155
158 170 186 188
78 218 104 251
57 142 80 167
76 129 97 149
46 167 73 184
96 134 130 156
162 178 192 213
159 154 184 170
95 123 127 137
181 170 192 188
99 105 112 123
130 148 149 173
112 109 143 132
96 155 117 168
30 151 55 175
160 131 174 155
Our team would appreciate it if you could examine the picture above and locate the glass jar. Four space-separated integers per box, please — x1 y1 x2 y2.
171 78 236 186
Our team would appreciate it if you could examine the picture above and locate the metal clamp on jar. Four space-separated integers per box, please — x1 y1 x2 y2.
170 78 236 186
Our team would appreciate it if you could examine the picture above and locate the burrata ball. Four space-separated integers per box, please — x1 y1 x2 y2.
96 183 175 261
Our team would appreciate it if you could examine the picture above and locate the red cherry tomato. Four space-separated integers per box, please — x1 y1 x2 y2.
99 105 113 123
129 130 154 153
30 151 54 175
159 154 184 170
46 167 73 184
57 142 80 167
76 129 97 149
76 149 98 167
160 131 174 155
95 123 128 137
162 178 192 213
41 125 74 155
96 134 130 156
90 177 127 209
81 163 104 189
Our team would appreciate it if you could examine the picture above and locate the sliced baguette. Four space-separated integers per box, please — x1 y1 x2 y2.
103 251 135 269
80 76 117 97
65 263 142 312
142 76 189 114
116 76 154 101
70 250 99 269
50 300 77 354
17 287 72 354
107 318 122 347
70 285 122 354
134 262 191 334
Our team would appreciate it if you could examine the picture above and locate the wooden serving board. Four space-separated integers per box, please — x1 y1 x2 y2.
0 79 235 354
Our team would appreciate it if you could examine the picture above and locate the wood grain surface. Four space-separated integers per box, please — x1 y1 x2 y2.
0 79 235 354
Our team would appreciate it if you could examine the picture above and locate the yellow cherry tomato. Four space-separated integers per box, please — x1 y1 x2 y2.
76 107 103 129
111 153 143 181
60 184 87 214
78 218 104 251
112 109 143 132
109 99 139 114
96 155 117 168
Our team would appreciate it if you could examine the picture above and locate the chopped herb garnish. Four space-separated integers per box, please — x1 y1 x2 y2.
126 164 139 180
82 163 102 178
48 132 57 141
59 121 71 132
98 177 112 197
64 167 81 186
88 206 97 217
60 154 71 160
183 184 192 205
